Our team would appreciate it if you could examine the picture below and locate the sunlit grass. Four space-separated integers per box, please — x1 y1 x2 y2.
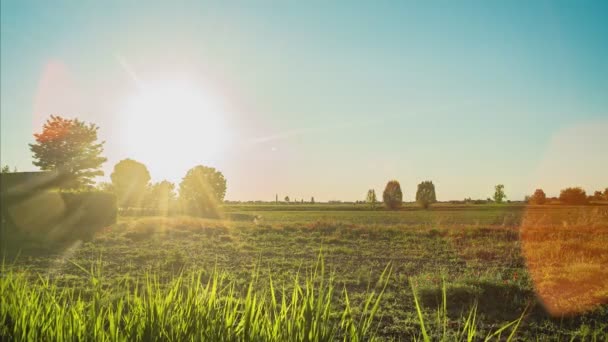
0 256 392 341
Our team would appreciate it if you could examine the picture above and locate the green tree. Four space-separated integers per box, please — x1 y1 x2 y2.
415 180 437 209
110 159 151 208
145 180 177 215
493 184 507 204
284 196 290 203
311 196 315 204
366 189 377 209
530 189 547 205
383 180 402 210
559 187 588 205
29 115 107 189
179 165 227 216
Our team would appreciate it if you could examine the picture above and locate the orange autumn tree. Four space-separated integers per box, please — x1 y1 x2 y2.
29 115 107 189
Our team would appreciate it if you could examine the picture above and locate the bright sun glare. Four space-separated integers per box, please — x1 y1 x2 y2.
120 80 228 179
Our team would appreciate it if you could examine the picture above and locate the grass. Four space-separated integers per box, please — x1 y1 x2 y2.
0 254 393 341
1 204 608 340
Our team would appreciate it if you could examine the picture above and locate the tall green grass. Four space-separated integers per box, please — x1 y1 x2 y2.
0 257 556 341
0 257 391 341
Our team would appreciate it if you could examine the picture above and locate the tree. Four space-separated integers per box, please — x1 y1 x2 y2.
179 165 227 216
559 187 588 205
605 188 608 200
0 165 17 173
415 181 437 209
591 190 604 201
530 189 547 205
111 159 151 208
145 180 177 215
29 115 107 188
284 196 290 203
366 189 377 209
493 184 507 204
383 180 402 210
311 196 315 204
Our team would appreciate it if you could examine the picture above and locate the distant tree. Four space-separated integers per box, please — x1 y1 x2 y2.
275 194 278 203
366 189 377 209
145 180 177 215
110 159 151 208
530 189 547 205
29 115 107 189
0 165 17 173
591 190 604 201
605 188 608 200
493 184 507 204
179 165 227 216
415 181 437 209
383 180 402 210
559 187 588 205
284 196 290 203
311 196 315 204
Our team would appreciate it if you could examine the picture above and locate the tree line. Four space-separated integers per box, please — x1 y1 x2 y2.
366 181 607 210
20 115 226 216
101 160 226 216
366 180 438 210
3 115 606 213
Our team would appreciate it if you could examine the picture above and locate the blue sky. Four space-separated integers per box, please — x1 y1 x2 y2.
1 1 607 201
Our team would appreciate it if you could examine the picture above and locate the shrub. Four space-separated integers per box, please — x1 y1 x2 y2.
559 187 588 205
529 189 547 205
2 190 117 241
60 191 117 227
416 181 437 209
383 180 403 210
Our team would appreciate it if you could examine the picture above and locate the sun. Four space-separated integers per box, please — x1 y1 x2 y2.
119 80 228 179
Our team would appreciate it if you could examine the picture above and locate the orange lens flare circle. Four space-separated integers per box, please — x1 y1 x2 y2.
520 205 608 316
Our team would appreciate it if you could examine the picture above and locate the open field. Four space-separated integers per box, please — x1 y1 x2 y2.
2 204 608 340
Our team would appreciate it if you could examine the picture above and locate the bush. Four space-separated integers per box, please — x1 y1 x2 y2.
383 180 403 210
60 191 117 227
2 190 117 241
559 187 588 205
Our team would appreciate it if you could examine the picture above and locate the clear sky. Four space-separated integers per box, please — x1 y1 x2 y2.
1 1 607 201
